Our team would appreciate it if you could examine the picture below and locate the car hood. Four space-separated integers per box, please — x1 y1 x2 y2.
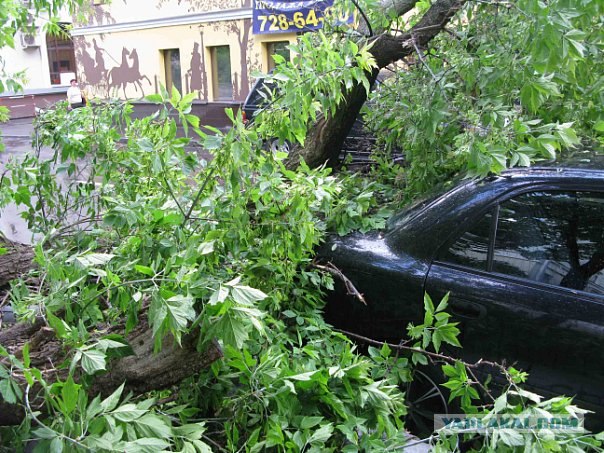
317 230 401 269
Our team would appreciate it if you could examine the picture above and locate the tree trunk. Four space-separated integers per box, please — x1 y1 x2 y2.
0 239 223 426
288 0 467 169
285 71 379 169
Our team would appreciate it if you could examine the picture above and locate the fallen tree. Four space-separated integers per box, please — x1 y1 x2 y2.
0 237 223 427
0 316 222 427
285 0 467 168
0 0 467 429
1 0 602 449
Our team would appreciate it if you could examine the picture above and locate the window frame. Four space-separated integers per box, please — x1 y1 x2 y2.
46 22 76 86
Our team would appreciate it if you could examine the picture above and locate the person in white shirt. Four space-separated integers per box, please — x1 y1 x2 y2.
66 79 84 109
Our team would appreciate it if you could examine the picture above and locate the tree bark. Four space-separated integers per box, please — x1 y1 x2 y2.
0 312 223 426
0 239 223 427
288 0 468 169
0 236 34 287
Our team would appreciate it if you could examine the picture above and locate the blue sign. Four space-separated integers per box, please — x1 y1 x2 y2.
253 0 353 35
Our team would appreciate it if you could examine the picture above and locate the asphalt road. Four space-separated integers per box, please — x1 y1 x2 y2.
0 118 41 244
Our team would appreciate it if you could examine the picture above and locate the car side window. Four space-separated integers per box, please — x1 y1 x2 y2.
440 210 493 270
492 191 604 295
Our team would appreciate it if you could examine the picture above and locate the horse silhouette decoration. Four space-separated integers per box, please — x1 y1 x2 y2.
108 47 151 98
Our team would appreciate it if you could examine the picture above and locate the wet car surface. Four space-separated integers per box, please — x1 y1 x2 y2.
320 151 604 428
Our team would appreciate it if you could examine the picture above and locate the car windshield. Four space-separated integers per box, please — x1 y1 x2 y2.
386 178 468 230
246 80 273 107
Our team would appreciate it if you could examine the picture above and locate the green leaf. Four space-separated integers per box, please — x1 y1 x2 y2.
435 293 449 313
100 383 125 413
46 311 71 339
173 422 207 441
134 414 172 438
185 114 200 128
197 241 215 255
145 93 163 103
123 437 170 453
165 295 196 334
134 265 154 276
423 293 435 315
204 135 223 150
0 377 22 404
74 253 115 268
22 343 30 368
511 388 542 403
497 428 525 447
209 286 229 305
231 285 267 306
110 403 147 422
289 371 318 381
61 375 80 415
520 84 544 113
300 416 323 429
556 125 580 147
308 423 334 444
215 311 249 349
50 436 64 453
80 349 106 374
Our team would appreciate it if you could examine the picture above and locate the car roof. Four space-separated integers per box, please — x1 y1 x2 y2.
386 148 604 256
501 149 604 175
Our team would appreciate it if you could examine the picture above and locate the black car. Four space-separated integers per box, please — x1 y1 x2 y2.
320 151 604 427
241 75 275 126
242 76 399 165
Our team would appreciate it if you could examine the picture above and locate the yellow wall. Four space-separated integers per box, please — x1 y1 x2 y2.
73 7 297 102
81 0 250 27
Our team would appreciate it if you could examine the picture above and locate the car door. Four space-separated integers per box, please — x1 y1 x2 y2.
425 188 604 416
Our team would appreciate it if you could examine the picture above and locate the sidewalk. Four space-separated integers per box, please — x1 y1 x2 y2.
0 117 34 138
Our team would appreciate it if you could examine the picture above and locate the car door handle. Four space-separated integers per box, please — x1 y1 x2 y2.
450 300 486 320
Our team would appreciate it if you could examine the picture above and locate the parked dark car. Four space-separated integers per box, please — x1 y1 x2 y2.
241 76 292 153
242 76 401 165
320 150 604 429
241 75 275 126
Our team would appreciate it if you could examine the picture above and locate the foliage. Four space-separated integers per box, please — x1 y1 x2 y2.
1 0 603 451
364 0 603 197
0 0 89 93
248 29 376 149
0 94 412 451
2 95 602 451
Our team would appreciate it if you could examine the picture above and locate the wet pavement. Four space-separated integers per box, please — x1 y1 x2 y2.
0 118 40 244
0 116 214 244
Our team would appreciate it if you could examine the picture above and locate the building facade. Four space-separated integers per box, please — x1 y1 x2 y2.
71 0 297 123
0 9 79 117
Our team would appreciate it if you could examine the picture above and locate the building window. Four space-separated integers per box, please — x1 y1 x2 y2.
266 41 290 71
163 49 182 94
46 24 76 85
210 46 232 100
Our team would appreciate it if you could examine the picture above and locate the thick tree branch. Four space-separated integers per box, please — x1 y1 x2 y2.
0 312 223 426
0 239 223 427
0 237 34 288
288 0 469 169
